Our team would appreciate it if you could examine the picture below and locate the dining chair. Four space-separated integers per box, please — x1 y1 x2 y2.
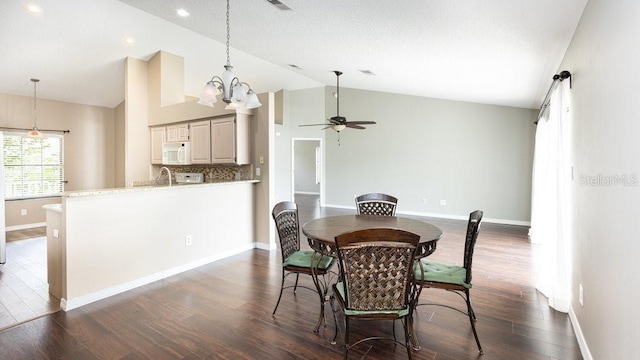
271 201 335 332
414 210 484 354
331 228 420 359
355 193 398 216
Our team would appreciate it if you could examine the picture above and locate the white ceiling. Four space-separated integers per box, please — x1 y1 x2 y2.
1 0 588 110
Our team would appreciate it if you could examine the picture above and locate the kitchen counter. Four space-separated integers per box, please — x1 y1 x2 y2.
50 179 259 311
65 179 260 198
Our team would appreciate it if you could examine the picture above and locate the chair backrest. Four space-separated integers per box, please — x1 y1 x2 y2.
272 201 300 261
355 193 398 216
463 210 483 284
335 228 420 312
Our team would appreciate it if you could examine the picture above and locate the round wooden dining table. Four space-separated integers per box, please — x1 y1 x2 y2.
302 214 443 259
301 214 443 349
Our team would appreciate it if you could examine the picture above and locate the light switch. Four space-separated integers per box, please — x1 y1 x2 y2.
256 167 261 176
53 229 59 238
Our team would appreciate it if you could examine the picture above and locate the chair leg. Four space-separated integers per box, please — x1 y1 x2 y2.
403 317 414 360
293 273 300 292
465 289 484 355
330 295 339 345
344 317 350 360
272 270 286 315
311 272 327 333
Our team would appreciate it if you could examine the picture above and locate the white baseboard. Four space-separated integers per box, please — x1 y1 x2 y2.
6 222 47 232
61 243 261 312
569 306 592 360
322 204 531 226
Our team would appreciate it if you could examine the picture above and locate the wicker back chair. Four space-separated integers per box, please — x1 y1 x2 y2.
414 210 484 354
355 193 398 216
331 228 420 359
272 201 335 332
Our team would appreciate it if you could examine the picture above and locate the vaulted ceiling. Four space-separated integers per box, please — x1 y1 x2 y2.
1 0 588 110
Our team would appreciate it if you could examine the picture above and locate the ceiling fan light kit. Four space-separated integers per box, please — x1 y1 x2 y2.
299 70 376 133
197 0 262 110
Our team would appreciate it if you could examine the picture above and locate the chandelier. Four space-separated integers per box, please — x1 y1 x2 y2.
198 0 262 109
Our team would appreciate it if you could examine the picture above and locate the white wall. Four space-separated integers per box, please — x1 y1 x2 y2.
294 140 320 194
559 0 640 358
63 183 255 308
322 87 536 223
274 88 326 203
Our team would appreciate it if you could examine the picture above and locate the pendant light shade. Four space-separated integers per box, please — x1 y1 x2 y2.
197 0 261 109
25 78 42 138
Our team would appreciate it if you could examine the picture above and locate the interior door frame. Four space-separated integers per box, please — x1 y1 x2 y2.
291 137 324 205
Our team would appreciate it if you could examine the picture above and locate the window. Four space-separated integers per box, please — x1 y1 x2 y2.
2 133 64 199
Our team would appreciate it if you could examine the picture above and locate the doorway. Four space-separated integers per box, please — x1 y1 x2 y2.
292 138 323 205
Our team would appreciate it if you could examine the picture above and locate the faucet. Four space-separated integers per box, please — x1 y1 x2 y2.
157 166 172 186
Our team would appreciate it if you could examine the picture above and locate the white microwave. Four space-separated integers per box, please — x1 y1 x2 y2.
162 142 191 165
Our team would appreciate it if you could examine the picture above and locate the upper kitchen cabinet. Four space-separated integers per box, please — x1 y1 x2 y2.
150 127 166 164
190 120 211 164
166 123 189 142
190 114 250 165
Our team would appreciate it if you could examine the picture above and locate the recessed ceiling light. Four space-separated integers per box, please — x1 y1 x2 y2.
24 3 43 14
122 37 136 45
176 8 190 17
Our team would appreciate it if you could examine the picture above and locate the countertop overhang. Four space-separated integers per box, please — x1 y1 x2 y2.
64 179 260 198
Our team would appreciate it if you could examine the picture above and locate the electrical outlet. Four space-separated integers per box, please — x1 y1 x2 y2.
440 200 447 206
579 284 584 306
185 235 193 247
21 209 27 216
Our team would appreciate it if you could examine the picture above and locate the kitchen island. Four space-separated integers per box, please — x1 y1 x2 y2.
51 180 260 311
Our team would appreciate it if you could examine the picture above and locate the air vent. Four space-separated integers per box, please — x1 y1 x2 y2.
265 0 293 11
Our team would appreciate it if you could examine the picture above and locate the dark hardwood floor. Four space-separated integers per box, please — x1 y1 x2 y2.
0 195 582 359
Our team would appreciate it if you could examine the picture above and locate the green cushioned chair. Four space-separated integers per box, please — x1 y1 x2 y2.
414 209 484 355
331 228 420 360
272 201 335 332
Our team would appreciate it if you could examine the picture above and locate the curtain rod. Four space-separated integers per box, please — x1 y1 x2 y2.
0 127 70 134
535 70 572 124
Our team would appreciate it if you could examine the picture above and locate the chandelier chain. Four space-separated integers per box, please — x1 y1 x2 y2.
225 0 231 67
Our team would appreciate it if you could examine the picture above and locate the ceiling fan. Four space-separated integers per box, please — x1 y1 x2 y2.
299 71 376 132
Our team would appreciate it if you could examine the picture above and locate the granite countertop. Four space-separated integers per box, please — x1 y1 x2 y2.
64 179 260 198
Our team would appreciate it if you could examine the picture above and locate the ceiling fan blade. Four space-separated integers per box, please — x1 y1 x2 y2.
345 121 376 125
299 123 331 127
345 124 366 130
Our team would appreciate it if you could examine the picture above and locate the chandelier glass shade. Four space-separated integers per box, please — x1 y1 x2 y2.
198 0 262 110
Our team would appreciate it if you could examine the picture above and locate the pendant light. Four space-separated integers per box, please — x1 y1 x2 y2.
197 0 262 110
25 78 42 138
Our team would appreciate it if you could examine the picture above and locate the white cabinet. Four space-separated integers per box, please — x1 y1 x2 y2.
166 123 189 142
151 115 250 165
189 115 250 165
190 120 211 164
210 117 236 164
150 127 166 164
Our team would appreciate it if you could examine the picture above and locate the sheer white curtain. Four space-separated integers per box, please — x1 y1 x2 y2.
530 80 572 313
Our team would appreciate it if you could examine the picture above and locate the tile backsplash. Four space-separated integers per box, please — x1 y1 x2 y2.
152 164 251 182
